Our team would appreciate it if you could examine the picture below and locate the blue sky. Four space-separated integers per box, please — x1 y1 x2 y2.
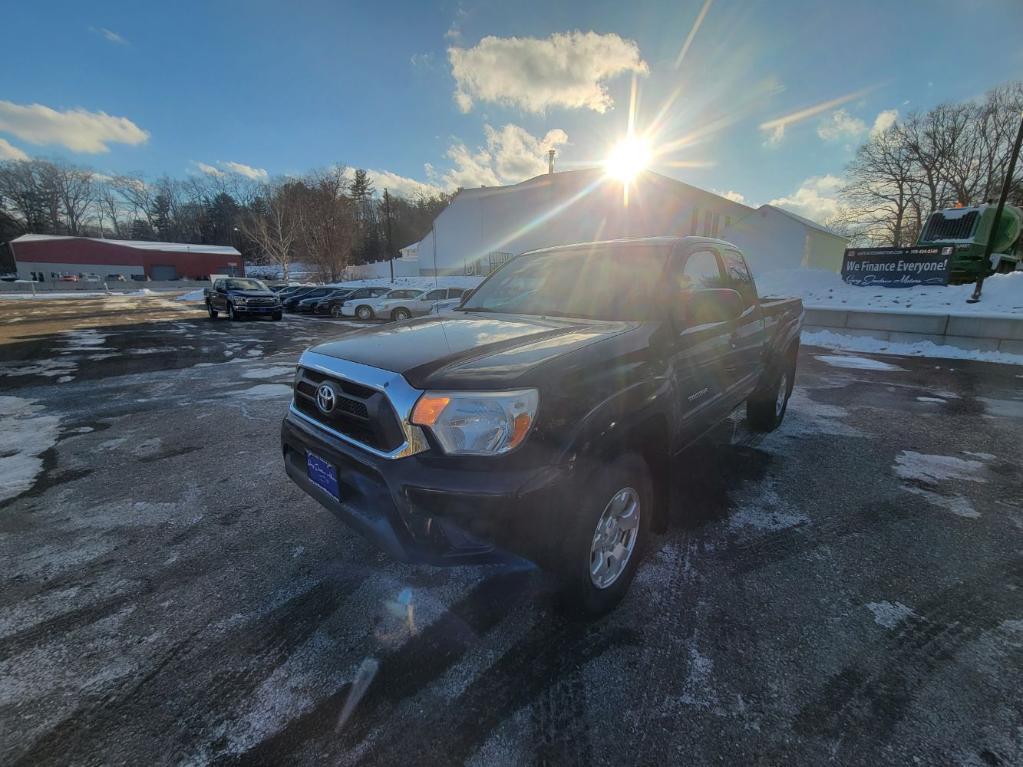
2 0 1021 222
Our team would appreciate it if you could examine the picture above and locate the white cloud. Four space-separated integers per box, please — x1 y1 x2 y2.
0 137 28 161
759 85 875 148
768 175 843 224
0 100 149 154
195 162 226 178
220 161 268 180
409 52 434 69
762 124 785 148
719 190 746 204
817 109 867 142
448 31 648 114
91 26 127 45
363 169 444 199
871 109 898 136
432 123 569 190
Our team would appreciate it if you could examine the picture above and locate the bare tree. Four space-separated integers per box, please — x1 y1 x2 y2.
48 160 96 235
238 179 303 280
840 124 918 246
296 166 357 281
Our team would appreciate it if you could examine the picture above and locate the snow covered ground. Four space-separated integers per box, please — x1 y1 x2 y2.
757 269 1023 317
0 288 155 300
802 329 1023 367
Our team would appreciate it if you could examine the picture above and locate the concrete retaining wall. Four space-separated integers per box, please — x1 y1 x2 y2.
804 307 1023 354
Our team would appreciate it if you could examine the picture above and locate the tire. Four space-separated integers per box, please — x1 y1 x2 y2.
272 311 282 321
747 354 796 432
331 305 343 318
228 303 239 321
392 308 411 322
554 453 652 616
355 305 374 321
207 302 218 320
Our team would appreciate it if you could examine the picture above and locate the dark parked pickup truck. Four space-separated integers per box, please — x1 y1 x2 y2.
205 278 282 321
282 237 803 613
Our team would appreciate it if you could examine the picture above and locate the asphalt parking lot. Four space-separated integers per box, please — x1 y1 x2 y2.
1 294 1022 766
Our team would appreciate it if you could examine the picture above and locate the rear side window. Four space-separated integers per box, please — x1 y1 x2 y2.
721 249 757 307
677 249 724 290
425 289 447 300
448 288 465 298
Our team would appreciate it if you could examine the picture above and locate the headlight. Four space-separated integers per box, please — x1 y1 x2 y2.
411 389 538 455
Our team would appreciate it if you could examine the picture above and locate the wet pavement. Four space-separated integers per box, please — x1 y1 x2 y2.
1 294 1022 766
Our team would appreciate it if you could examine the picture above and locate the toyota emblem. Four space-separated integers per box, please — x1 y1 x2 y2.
315 383 337 415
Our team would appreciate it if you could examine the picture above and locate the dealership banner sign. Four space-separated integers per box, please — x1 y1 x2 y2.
841 246 954 288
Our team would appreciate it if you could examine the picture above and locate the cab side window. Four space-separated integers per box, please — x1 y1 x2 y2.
721 249 757 307
425 289 447 300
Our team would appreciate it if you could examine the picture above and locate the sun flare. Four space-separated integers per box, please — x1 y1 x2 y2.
604 136 652 183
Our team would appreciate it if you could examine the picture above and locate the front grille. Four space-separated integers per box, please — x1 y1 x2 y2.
293 366 405 452
920 211 978 242
246 297 278 307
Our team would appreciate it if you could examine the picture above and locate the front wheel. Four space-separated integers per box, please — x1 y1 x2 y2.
355 305 374 321
227 303 239 321
207 302 218 320
392 308 411 322
331 305 343 318
554 453 652 616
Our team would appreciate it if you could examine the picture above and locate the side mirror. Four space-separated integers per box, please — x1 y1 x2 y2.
678 288 743 327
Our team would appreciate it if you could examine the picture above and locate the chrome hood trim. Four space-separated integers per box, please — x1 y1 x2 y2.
291 349 429 459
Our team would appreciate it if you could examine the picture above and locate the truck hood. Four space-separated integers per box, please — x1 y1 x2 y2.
310 313 637 389
228 289 276 299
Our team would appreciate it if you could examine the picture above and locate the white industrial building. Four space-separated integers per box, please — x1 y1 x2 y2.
392 168 846 279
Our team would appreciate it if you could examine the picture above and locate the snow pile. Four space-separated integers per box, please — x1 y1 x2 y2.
802 329 1023 367
757 268 1023 316
175 289 206 302
0 396 61 503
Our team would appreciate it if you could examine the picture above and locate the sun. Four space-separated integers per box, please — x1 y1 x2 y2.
604 135 653 183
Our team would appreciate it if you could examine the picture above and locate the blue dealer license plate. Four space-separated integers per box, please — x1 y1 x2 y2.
306 451 340 500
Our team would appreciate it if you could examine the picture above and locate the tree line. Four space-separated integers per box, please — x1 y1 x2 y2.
0 160 451 279
836 82 1023 246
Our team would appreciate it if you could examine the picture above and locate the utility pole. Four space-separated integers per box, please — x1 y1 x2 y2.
968 110 1023 303
384 188 395 283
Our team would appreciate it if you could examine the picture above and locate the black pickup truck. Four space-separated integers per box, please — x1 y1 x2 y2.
205 277 282 321
282 237 803 613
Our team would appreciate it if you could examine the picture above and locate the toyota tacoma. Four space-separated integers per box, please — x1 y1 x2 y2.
282 237 803 613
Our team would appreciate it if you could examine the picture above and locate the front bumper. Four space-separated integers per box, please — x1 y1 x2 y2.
235 304 280 315
281 410 571 565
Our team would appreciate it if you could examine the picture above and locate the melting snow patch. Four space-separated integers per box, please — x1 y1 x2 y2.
866 601 916 629
894 451 985 484
902 486 980 519
963 451 995 460
729 487 808 531
768 387 862 440
242 365 294 379
0 396 61 503
236 384 292 400
916 396 946 403
816 354 905 372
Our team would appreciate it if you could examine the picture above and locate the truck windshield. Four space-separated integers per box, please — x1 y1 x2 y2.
224 279 267 291
458 246 670 320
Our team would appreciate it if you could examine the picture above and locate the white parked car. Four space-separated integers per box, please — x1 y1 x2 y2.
355 287 467 321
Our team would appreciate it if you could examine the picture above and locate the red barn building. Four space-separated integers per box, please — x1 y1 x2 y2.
8 234 243 283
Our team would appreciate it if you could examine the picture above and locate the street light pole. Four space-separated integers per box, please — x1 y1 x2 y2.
384 188 395 284
967 110 1023 303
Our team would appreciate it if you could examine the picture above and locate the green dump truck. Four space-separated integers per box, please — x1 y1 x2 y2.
917 203 1022 283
